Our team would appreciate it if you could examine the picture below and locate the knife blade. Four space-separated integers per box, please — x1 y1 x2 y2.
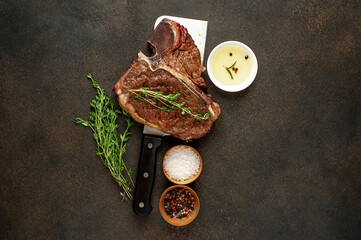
132 16 208 216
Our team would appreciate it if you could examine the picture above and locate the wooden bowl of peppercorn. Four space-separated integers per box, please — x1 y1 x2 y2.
159 185 200 226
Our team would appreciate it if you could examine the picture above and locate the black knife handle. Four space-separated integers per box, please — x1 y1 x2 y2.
133 134 162 216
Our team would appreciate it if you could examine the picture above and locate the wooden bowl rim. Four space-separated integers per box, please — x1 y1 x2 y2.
159 185 200 226
162 145 203 185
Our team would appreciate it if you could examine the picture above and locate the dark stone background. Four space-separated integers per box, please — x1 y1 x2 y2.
1 0 360 239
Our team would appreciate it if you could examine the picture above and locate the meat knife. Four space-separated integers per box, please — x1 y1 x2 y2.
132 16 208 216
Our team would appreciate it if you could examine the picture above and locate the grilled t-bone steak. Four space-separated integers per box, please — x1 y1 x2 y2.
113 18 221 141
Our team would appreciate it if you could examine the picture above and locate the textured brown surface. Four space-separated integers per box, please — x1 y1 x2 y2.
1 0 360 239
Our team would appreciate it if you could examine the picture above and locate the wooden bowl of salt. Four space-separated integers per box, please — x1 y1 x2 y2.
162 145 203 185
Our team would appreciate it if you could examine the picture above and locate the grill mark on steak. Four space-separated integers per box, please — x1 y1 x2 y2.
114 18 220 141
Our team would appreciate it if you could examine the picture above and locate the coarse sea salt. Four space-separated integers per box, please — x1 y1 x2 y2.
163 146 201 181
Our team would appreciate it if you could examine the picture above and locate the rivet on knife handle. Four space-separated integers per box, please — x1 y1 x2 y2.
133 135 162 216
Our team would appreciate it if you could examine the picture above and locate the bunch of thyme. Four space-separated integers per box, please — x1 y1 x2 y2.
75 72 134 200
128 87 210 120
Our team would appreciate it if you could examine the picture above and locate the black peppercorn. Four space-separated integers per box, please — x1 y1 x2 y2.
164 187 195 219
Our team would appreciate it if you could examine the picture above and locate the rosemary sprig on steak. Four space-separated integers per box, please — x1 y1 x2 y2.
75 72 134 200
128 87 210 120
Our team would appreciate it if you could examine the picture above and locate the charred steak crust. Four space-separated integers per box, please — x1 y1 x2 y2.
113 18 220 141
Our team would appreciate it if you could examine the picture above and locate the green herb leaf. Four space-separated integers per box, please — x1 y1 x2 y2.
87 71 92 79
224 61 237 80
127 88 210 121
74 117 84 124
224 67 233 79
75 72 134 200
229 61 237 68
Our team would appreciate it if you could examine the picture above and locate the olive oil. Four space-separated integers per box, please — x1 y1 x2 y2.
210 46 252 86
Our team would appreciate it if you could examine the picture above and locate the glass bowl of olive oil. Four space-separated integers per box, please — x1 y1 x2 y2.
207 41 258 92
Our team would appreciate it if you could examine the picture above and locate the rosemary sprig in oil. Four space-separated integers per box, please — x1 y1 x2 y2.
224 61 237 79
